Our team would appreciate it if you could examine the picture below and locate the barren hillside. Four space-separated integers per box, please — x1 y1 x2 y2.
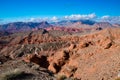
0 28 120 80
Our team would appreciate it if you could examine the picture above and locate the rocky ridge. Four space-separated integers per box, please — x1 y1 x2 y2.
0 28 120 80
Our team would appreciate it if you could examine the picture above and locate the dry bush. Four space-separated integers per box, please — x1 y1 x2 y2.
41 41 67 51
55 74 80 80
0 69 24 80
56 75 67 80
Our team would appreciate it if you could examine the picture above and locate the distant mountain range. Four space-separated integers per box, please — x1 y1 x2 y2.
0 21 52 32
0 20 119 35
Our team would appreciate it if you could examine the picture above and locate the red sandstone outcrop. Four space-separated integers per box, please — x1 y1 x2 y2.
1 28 120 80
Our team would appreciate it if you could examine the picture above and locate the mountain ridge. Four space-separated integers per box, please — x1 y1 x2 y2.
0 20 119 36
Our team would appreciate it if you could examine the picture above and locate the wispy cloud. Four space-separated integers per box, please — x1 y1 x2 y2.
1 13 120 24
101 15 110 19
100 15 120 24
64 13 96 20
26 17 42 22
51 16 58 22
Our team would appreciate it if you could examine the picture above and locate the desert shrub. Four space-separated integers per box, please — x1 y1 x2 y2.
0 69 24 80
56 75 67 80
41 41 67 51
55 74 80 80
66 77 80 80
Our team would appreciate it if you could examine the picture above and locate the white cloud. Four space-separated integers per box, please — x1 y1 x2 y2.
51 16 58 22
29 18 36 22
23 17 47 22
1 13 120 24
64 13 96 20
100 16 120 24
42 17 49 21
101 15 110 19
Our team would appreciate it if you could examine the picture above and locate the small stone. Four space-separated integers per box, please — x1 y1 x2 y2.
0 61 3 65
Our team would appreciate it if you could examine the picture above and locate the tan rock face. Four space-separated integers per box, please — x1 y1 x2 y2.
68 44 76 50
48 62 58 73
47 50 70 73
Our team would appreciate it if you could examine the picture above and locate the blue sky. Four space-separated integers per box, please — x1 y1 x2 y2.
0 0 120 23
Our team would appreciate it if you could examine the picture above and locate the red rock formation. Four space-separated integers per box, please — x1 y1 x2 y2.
1 28 120 80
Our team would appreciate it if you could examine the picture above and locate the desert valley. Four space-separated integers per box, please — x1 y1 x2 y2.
0 20 120 80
